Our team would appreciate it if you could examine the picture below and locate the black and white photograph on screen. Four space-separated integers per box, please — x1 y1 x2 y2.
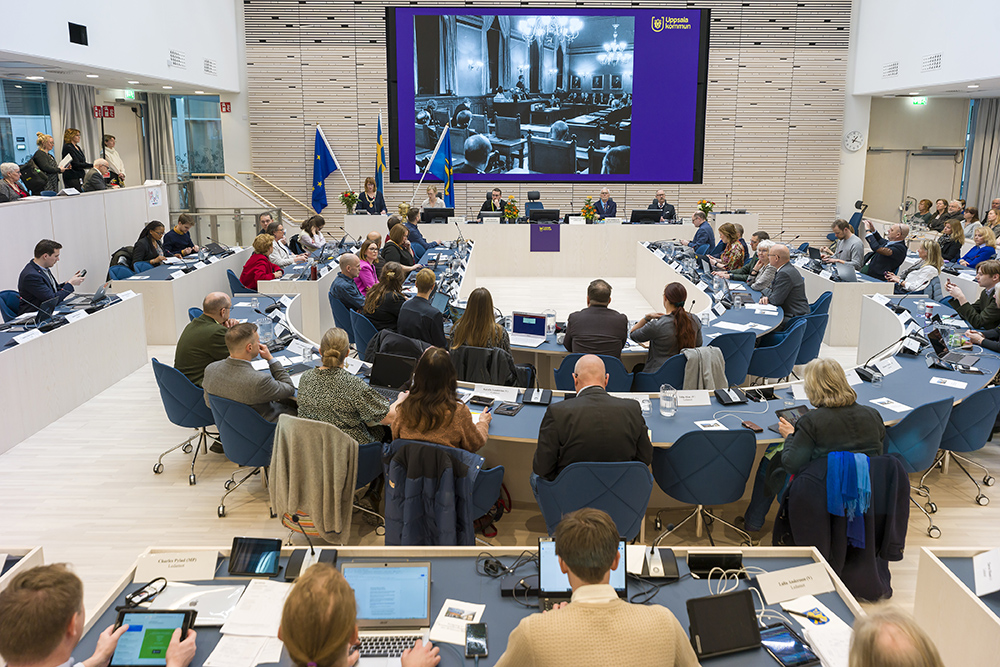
411 14 634 176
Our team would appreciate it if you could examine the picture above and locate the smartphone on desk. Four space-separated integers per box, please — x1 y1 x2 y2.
465 622 488 658
759 623 820 667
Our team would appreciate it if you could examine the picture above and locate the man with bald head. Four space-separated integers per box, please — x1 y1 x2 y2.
532 354 652 486
174 292 237 388
331 252 365 310
455 134 493 174
648 189 676 221
862 219 909 280
82 158 115 192
760 244 810 327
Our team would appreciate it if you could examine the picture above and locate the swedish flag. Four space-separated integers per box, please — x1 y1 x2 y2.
375 113 386 193
427 129 454 208
312 125 340 213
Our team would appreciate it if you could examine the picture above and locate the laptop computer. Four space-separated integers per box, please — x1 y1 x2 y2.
927 328 980 366
508 311 548 347
538 537 626 611
807 246 822 261
833 263 858 282
367 353 416 401
341 562 432 667
66 282 109 307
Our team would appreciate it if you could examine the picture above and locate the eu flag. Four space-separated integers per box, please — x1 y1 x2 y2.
312 125 339 213
375 113 386 193
427 129 454 208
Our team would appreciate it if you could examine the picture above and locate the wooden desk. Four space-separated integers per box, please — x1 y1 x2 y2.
1 547 44 593
797 265 894 347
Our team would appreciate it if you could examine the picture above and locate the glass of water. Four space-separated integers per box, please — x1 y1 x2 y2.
700 310 711 327
544 309 557 336
250 297 258 311
659 384 677 418
871 371 883 389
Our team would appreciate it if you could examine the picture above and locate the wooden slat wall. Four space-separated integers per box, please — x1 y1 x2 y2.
244 0 849 243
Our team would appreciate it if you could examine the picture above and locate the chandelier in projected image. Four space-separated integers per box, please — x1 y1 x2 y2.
597 23 632 66
516 16 584 44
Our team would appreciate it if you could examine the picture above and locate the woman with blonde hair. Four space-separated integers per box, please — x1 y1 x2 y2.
61 128 90 191
240 233 284 289
32 133 66 193
449 287 511 354
297 327 398 445
937 219 964 262
279 563 440 667
848 604 944 667
362 261 406 330
739 358 885 532
959 225 997 268
421 184 444 209
887 239 942 293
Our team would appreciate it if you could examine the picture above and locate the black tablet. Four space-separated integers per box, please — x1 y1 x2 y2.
229 536 282 577
774 405 809 427
686 589 761 659
111 609 196 667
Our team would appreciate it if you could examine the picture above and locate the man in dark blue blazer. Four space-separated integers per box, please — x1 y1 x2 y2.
17 239 85 314
648 189 676 221
397 268 447 348
594 188 617 219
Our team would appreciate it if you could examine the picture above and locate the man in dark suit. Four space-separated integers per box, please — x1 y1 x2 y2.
532 355 652 483
17 239 85 314
861 220 908 280
563 279 628 359
453 134 492 174
760 244 810 327
478 187 504 221
203 323 297 422
595 188 617 219
648 189 676 221
397 268 447 348
81 159 114 192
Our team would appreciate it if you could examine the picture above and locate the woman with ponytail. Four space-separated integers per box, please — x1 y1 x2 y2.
629 282 703 373
279 563 440 667
296 327 400 445
363 261 407 330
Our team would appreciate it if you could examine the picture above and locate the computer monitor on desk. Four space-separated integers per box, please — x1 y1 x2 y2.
630 209 663 224
421 208 454 224
529 208 561 223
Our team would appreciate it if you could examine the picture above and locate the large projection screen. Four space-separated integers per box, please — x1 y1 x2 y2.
387 8 710 184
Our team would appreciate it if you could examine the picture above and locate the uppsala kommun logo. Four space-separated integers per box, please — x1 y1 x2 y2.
652 16 691 32
653 17 664 31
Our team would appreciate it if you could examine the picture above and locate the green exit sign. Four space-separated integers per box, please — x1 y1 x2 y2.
911 97 927 105
124 89 135 100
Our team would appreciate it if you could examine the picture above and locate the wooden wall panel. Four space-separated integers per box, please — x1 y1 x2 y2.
244 0 849 243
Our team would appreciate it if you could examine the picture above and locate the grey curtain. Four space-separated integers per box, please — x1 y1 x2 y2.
146 93 176 181
440 16 458 95
55 82 100 162
967 99 1000 210
481 16 492 93
497 16 511 90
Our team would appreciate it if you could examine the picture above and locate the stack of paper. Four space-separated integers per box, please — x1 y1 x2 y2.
428 599 486 645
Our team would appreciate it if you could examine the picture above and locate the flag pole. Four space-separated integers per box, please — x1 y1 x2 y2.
411 123 450 205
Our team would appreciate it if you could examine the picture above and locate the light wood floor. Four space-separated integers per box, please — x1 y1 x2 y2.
2 278 998 619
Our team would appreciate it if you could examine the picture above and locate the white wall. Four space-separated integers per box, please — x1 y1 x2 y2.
4 2 240 92
853 0 1000 95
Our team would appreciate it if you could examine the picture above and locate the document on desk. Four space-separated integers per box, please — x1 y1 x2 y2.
220 579 291 637
128 275 151 280
713 321 749 332
870 293 891 306
695 420 727 431
727 281 747 291
844 369 863 386
781 595 852 667
930 376 968 390
204 635 284 667
870 397 912 413
251 359 270 371
428 599 486 645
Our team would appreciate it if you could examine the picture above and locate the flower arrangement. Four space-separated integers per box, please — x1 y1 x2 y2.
698 199 715 214
503 196 520 221
340 190 359 212
581 196 597 222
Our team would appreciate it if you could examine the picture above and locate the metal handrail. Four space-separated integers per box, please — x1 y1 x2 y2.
190 172 302 225
238 171 316 219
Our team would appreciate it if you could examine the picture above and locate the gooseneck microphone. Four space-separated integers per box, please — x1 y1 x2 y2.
291 514 316 557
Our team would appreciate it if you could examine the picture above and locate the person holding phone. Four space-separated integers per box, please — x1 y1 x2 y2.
0 564 197 667
17 238 86 314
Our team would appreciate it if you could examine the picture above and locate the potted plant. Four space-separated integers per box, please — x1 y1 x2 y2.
581 196 598 224
340 190 359 214
503 196 520 224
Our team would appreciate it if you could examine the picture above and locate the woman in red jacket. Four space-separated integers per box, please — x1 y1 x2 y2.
240 234 283 289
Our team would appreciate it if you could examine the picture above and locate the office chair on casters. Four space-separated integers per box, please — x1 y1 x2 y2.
524 190 544 216
188 307 203 322
349 310 378 362
150 359 219 485
533 461 653 541
651 430 757 546
920 385 1000 507
227 269 256 296
328 290 356 346
0 290 19 322
207 394 278 518
789 313 830 372
708 331 756 387
883 397 953 538
553 353 634 392
631 353 685 392
747 318 806 384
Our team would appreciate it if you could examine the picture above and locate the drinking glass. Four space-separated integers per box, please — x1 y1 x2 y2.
544 309 557 336
659 384 677 418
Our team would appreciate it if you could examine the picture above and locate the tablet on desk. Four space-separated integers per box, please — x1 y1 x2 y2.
111 610 196 667
768 405 810 434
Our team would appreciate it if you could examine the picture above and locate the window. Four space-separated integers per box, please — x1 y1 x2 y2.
487 19 501 92
529 42 540 93
170 95 224 176
0 80 51 165
415 16 441 95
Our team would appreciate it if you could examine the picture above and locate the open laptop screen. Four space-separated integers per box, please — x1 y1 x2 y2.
512 312 546 337
927 328 950 357
369 353 416 389
342 562 431 626
538 538 626 596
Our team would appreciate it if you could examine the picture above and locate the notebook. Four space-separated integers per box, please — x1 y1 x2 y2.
537 537 626 610
509 311 547 347
341 562 432 667
367 353 416 401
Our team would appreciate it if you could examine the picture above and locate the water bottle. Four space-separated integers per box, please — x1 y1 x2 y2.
924 301 933 320
250 297 258 311
659 384 677 418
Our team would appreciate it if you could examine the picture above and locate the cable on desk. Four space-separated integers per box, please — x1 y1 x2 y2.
511 576 537 608
475 550 537 579
627 572 691 605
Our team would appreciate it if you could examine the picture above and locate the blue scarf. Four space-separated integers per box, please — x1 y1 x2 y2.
826 452 871 549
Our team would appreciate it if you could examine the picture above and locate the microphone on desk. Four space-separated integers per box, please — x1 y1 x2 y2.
205 236 234 256
291 514 316 557
254 292 284 313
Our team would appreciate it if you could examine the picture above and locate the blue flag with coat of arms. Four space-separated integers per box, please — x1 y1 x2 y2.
427 127 454 208
312 125 340 213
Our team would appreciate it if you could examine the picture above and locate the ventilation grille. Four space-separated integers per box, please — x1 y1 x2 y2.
203 59 217 76
882 61 899 78
921 53 942 72
168 50 187 69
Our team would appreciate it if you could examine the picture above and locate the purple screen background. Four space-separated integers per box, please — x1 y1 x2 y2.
390 8 707 184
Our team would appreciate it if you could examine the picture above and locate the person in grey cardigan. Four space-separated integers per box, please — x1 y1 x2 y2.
203 322 297 422
760 244 810 327
822 218 864 270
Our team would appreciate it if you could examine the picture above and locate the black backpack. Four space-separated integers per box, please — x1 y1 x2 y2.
20 158 47 195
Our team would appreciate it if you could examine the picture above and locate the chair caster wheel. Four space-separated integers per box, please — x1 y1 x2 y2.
153 463 164 474
926 502 937 513
928 525 941 539
376 525 386 536
224 480 235 490
189 474 196 486
182 444 193 454
218 506 226 518
269 508 277 519
985 475 995 487
977 494 990 506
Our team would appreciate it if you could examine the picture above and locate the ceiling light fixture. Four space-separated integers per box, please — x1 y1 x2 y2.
968 84 980 89
194 90 206 94
25 76 44 80
128 80 139 84
162 85 173 89
86 74 99 78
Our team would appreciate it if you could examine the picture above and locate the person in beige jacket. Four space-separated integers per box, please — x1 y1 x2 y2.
494 508 701 667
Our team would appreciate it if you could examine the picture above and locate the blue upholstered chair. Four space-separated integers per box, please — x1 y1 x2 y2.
0 290 19 322
533 461 654 541
747 318 806 383
108 265 134 280
328 289 356 346
553 354 634 392
133 261 154 273
884 397 953 538
188 307 203 322
920 386 1000 507
809 291 833 316
207 394 278 518
524 191 543 217
349 310 378 362
151 359 218 485
793 313 830 367
651 429 757 546
708 331 756 387
227 268 256 295
632 353 686 392
924 276 945 302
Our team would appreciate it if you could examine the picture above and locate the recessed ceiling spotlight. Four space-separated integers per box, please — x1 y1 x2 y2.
14 84 21 88
25 76 44 80
968 84 980 89
194 90 205 94
162 85 173 89
128 80 139 84
86 74 99 78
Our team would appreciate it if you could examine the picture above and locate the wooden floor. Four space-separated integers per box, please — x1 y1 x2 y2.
2 278 999 619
